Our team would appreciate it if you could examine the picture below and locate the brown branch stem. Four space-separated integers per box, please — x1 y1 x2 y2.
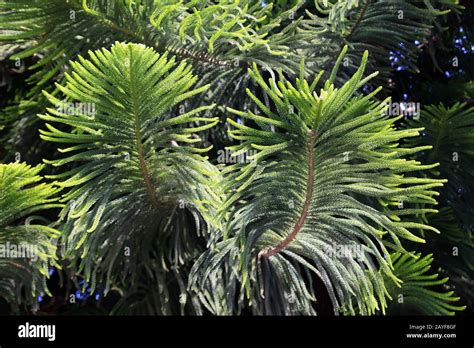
128 51 161 209
346 0 371 40
259 129 317 259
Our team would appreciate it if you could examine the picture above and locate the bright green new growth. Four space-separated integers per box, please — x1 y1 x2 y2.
0 0 468 317
0 162 61 310
8 41 462 316
385 252 466 315
0 0 445 166
404 103 474 227
39 42 222 297
190 49 449 315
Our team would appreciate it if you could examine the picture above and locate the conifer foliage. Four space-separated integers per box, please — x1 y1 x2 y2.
0 0 472 315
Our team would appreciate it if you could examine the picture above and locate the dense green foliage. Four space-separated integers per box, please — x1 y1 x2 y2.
0 0 472 316
0 162 61 312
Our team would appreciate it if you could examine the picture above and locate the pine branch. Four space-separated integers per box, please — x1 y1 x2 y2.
345 0 371 40
0 162 61 311
383 252 466 315
190 48 446 315
404 103 474 227
259 129 317 259
39 42 222 297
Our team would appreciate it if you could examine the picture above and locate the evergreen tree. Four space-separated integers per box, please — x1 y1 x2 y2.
0 0 472 316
